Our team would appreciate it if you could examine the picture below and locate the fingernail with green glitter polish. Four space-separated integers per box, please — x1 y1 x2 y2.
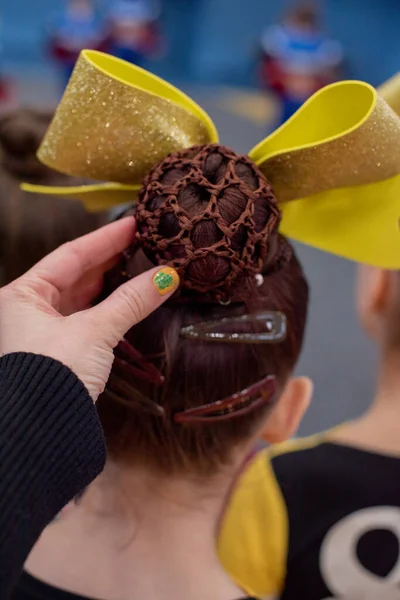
153 267 180 296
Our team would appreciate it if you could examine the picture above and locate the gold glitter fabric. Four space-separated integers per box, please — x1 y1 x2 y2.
135 144 281 302
38 51 213 184
258 96 400 202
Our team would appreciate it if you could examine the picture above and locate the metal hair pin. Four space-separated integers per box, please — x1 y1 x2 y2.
180 311 287 344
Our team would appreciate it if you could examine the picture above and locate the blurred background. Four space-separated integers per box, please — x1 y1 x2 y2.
1 0 396 434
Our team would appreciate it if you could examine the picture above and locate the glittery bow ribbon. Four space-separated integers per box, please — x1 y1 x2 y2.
23 50 400 268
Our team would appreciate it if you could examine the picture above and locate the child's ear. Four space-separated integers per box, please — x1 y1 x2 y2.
260 376 313 444
356 265 391 340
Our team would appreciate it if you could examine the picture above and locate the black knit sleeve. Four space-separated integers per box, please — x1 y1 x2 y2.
0 352 106 597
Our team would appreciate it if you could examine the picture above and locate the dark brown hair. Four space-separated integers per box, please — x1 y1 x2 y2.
0 108 106 284
98 145 309 475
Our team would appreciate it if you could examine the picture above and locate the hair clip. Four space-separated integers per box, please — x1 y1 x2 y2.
114 339 165 387
173 375 276 423
180 311 287 344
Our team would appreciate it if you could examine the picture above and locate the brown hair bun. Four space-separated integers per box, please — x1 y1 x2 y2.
136 144 281 301
0 109 54 180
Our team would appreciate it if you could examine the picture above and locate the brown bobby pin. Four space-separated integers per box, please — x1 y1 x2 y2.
116 339 165 387
173 375 277 424
108 339 166 416
180 311 287 344
107 373 165 417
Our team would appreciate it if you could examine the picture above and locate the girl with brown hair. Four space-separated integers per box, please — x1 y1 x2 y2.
16 145 311 600
14 51 400 600
0 108 105 285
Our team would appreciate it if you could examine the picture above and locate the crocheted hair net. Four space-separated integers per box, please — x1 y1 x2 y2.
134 144 284 302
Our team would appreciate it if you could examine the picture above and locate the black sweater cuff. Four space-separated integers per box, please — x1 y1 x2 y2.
0 352 106 591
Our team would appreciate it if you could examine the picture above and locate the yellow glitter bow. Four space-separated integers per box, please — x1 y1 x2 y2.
23 50 400 268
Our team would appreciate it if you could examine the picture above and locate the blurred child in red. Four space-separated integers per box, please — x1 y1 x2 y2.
48 0 108 88
108 0 165 67
260 1 343 124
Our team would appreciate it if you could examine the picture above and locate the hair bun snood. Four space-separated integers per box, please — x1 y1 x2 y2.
136 144 281 302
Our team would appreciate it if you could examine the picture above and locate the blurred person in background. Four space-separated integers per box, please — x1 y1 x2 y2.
0 108 106 286
218 75 400 600
47 0 108 89
219 263 400 599
260 1 343 124
108 0 165 67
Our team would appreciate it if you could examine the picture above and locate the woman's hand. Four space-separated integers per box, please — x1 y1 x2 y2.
0 217 179 401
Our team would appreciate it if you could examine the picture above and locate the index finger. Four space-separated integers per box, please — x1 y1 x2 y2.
29 216 136 292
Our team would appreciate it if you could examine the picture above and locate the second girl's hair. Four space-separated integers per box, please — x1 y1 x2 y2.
0 108 107 284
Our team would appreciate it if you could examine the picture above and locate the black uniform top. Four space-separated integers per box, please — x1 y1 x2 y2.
219 433 400 599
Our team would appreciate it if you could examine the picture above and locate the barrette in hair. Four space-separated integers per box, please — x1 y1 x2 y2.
173 375 276 423
22 50 400 268
180 311 287 344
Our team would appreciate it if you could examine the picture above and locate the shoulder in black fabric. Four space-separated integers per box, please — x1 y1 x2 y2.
272 442 400 600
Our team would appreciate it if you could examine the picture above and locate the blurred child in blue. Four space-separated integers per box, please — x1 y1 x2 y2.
48 0 108 89
108 0 164 67
260 1 343 124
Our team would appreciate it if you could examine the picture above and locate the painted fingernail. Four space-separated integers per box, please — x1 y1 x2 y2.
153 267 180 296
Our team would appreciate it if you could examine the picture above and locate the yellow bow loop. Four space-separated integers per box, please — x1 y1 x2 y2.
248 79 400 268
24 50 218 211
250 80 400 200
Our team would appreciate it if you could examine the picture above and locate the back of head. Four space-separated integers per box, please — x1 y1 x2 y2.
0 108 106 284
98 144 309 475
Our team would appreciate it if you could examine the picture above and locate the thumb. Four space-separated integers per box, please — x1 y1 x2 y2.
88 266 180 346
